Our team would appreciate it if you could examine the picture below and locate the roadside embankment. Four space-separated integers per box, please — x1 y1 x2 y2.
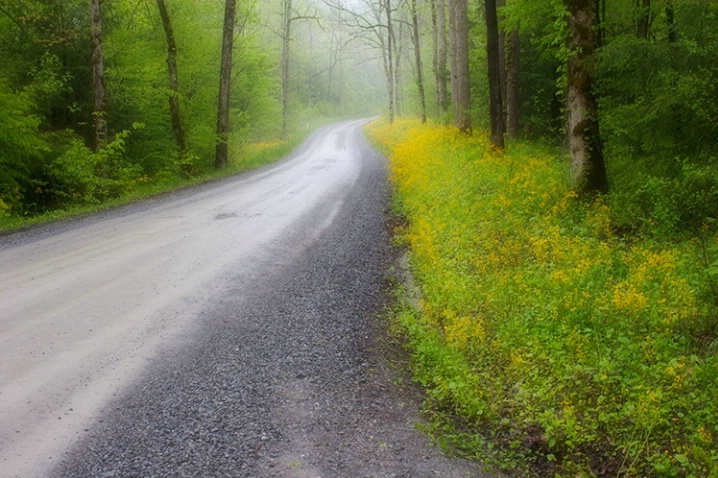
367 118 718 477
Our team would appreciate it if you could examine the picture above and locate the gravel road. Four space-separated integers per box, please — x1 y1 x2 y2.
0 119 484 478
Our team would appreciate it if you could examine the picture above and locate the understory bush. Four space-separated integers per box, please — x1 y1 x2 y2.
367 118 718 477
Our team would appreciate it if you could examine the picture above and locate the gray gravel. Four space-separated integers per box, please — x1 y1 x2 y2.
45 123 484 478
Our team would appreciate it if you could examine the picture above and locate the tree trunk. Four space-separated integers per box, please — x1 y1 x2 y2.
431 0 438 109
485 0 505 147
505 27 520 138
637 0 651 40
447 0 458 112
410 0 427 123
90 0 106 152
394 12 404 118
215 0 237 169
565 0 607 196
452 0 471 132
281 0 292 138
436 0 449 114
496 0 507 124
156 0 186 153
386 0 395 123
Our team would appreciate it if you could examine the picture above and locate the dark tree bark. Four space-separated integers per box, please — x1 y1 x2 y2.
215 0 237 169
451 0 471 132
435 0 449 114
485 0 504 147
505 27 520 138
156 0 186 153
496 0 507 123
90 0 106 152
565 0 608 196
636 0 651 40
410 0 427 123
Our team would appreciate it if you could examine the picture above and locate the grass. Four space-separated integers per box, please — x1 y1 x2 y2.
367 118 718 477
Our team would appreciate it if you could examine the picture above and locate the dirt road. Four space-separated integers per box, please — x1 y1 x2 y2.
0 120 483 477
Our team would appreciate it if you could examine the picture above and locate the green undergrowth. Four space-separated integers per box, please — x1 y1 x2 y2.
0 130 307 233
367 118 718 477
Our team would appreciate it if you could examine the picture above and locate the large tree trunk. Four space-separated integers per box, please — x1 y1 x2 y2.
215 0 237 169
566 0 607 196
451 0 471 132
436 0 449 114
485 0 505 147
156 0 186 153
410 0 427 123
90 0 106 152
281 0 292 138
505 27 520 138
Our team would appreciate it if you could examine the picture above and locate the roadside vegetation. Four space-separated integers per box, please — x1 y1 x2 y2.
0 134 305 232
368 118 718 477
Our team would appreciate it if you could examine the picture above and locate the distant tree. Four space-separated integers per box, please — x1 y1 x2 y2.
565 0 607 196
433 0 449 114
280 0 319 137
215 0 237 169
324 0 398 123
409 0 426 122
156 0 186 153
450 0 471 132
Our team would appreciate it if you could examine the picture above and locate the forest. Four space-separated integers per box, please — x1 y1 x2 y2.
0 0 385 222
2 0 718 476
1 0 716 223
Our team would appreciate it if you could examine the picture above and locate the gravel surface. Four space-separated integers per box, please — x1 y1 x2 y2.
8 121 485 478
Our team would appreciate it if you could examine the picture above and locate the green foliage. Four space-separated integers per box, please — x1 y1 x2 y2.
0 82 49 214
48 127 143 206
369 118 718 477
